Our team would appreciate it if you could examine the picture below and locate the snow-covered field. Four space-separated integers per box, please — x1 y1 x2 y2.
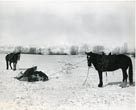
0 54 135 110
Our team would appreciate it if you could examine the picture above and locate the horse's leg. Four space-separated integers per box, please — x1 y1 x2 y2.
6 60 9 70
9 62 12 70
13 63 16 71
98 71 103 87
120 69 128 88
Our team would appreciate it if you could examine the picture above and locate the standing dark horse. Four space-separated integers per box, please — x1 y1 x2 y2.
5 52 21 70
85 52 133 88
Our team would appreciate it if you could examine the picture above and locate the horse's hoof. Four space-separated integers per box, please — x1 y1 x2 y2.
120 80 127 88
121 85 126 88
98 84 103 87
129 82 134 86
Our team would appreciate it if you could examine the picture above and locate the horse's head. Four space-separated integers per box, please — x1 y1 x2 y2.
16 52 21 60
85 52 93 67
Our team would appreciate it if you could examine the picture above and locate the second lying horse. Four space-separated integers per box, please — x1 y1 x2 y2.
16 66 48 82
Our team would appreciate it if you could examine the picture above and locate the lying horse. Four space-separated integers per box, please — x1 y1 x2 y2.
85 51 133 88
5 52 21 70
16 66 48 82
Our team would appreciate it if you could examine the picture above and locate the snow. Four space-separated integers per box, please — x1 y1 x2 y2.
0 54 135 110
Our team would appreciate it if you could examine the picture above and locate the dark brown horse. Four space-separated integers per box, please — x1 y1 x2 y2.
15 66 48 82
85 52 133 88
5 52 21 70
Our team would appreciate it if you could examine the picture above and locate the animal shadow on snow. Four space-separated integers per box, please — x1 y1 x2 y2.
18 68 29 70
104 81 135 87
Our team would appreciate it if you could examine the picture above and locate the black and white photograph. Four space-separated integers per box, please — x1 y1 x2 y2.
0 0 135 110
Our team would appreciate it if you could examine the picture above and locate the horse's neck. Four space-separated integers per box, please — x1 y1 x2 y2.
91 54 100 65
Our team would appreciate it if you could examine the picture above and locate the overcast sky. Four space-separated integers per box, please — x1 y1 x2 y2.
0 0 135 49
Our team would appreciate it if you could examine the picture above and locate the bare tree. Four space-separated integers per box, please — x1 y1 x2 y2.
70 46 79 55
112 47 121 54
29 47 37 54
15 46 23 52
79 44 89 54
121 43 128 54
47 48 53 55
93 45 105 53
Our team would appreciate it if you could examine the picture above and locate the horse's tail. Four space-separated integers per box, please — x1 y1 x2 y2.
128 58 133 85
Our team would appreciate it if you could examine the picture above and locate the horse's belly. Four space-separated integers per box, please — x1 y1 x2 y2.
104 66 119 72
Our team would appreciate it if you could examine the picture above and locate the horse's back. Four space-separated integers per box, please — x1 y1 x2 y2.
109 54 131 68
109 54 130 60
101 54 131 71
5 53 14 61
117 54 131 63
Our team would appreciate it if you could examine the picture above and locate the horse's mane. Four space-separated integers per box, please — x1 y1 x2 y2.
14 52 21 60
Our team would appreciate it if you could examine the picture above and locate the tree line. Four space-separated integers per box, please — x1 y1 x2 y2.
0 43 135 57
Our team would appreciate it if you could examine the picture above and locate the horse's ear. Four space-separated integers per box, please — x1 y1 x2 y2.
85 52 88 55
88 51 92 54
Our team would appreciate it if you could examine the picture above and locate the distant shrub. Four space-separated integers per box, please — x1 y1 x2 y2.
79 44 89 55
70 46 79 55
47 48 68 55
29 47 36 54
